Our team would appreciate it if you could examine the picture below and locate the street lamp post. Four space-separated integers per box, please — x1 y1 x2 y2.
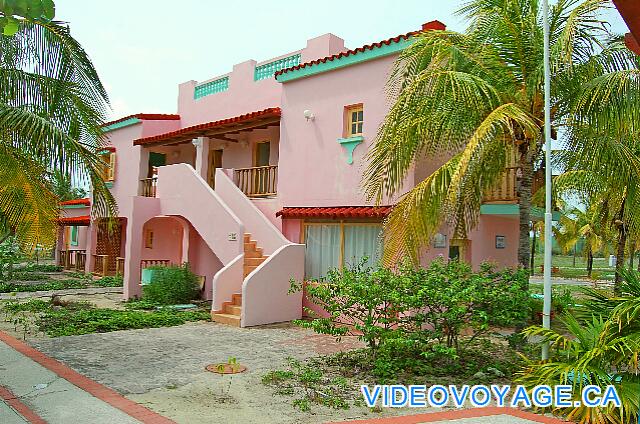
542 0 553 361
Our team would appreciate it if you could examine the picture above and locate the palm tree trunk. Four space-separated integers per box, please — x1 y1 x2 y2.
630 240 635 270
517 152 534 270
614 221 626 295
587 249 593 278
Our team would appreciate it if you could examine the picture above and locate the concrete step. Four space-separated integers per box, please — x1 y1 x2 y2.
244 265 258 277
211 312 241 327
244 248 263 258
244 256 266 267
232 293 242 305
224 303 241 315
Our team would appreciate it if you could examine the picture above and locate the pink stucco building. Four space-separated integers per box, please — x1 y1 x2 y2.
56 20 524 327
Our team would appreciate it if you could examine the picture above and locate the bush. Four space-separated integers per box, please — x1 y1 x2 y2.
142 263 200 305
291 260 399 351
0 279 87 293
38 308 210 337
10 272 51 281
16 264 63 273
0 237 20 280
292 258 530 355
94 275 123 287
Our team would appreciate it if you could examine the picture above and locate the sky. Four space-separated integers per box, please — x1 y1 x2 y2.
55 1 630 121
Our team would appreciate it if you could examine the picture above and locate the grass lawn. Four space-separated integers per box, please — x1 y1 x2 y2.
531 254 619 280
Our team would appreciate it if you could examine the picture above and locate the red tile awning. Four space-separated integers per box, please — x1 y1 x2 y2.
60 198 90 206
133 107 281 146
58 216 90 226
276 206 392 219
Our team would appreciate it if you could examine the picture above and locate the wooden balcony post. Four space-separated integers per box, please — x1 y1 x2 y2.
233 165 278 198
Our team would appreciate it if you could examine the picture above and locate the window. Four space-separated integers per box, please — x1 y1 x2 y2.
303 222 382 280
144 229 154 249
99 149 116 181
70 226 79 246
345 105 364 137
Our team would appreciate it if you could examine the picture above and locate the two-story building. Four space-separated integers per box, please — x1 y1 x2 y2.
56 20 526 327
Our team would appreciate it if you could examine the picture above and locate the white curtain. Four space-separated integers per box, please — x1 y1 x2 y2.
304 225 341 280
343 224 382 270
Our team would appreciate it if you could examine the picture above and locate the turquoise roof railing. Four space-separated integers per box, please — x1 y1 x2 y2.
194 76 229 99
254 54 301 81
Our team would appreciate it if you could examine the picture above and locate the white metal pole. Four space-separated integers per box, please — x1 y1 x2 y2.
542 0 553 361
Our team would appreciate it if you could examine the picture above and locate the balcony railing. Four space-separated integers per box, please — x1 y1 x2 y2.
75 251 87 272
140 177 157 197
484 167 546 203
92 254 109 277
234 165 277 198
484 167 519 202
140 259 171 268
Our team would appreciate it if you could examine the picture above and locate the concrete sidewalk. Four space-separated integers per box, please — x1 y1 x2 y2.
0 339 140 423
0 331 175 424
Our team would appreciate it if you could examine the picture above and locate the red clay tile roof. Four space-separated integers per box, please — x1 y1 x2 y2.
58 215 90 226
60 198 90 206
276 206 392 219
102 113 180 128
133 107 281 146
275 20 446 78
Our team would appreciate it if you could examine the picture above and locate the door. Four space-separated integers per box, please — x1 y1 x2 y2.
208 149 223 188
254 142 270 194
148 152 166 177
255 141 270 167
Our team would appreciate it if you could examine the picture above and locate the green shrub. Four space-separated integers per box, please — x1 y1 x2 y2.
290 260 399 351
0 237 20 280
0 279 87 293
94 275 123 287
10 272 51 281
292 258 530 354
16 264 63 273
38 308 210 337
142 263 200 305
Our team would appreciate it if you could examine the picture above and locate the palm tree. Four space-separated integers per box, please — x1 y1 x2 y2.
518 268 640 423
363 0 637 269
554 203 610 278
0 16 116 249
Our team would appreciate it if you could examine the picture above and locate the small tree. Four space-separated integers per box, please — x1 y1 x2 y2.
290 260 400 352
0 236 21 280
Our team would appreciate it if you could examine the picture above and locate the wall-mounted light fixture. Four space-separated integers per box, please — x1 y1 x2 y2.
191 138 202 147
303 109 315 121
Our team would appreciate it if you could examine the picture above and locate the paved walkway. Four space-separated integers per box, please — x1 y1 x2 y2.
0 286 122 300
0 331 173 424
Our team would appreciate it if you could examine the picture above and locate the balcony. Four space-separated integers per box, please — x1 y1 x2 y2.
483 167 545 203
233 165 278 198
140 177 157 197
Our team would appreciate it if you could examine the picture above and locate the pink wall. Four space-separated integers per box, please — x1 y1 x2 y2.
177 34 346 128
140 217 183 265
187 225 223 301
103 119 180 216
278 54 415 207
469 214 519 268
